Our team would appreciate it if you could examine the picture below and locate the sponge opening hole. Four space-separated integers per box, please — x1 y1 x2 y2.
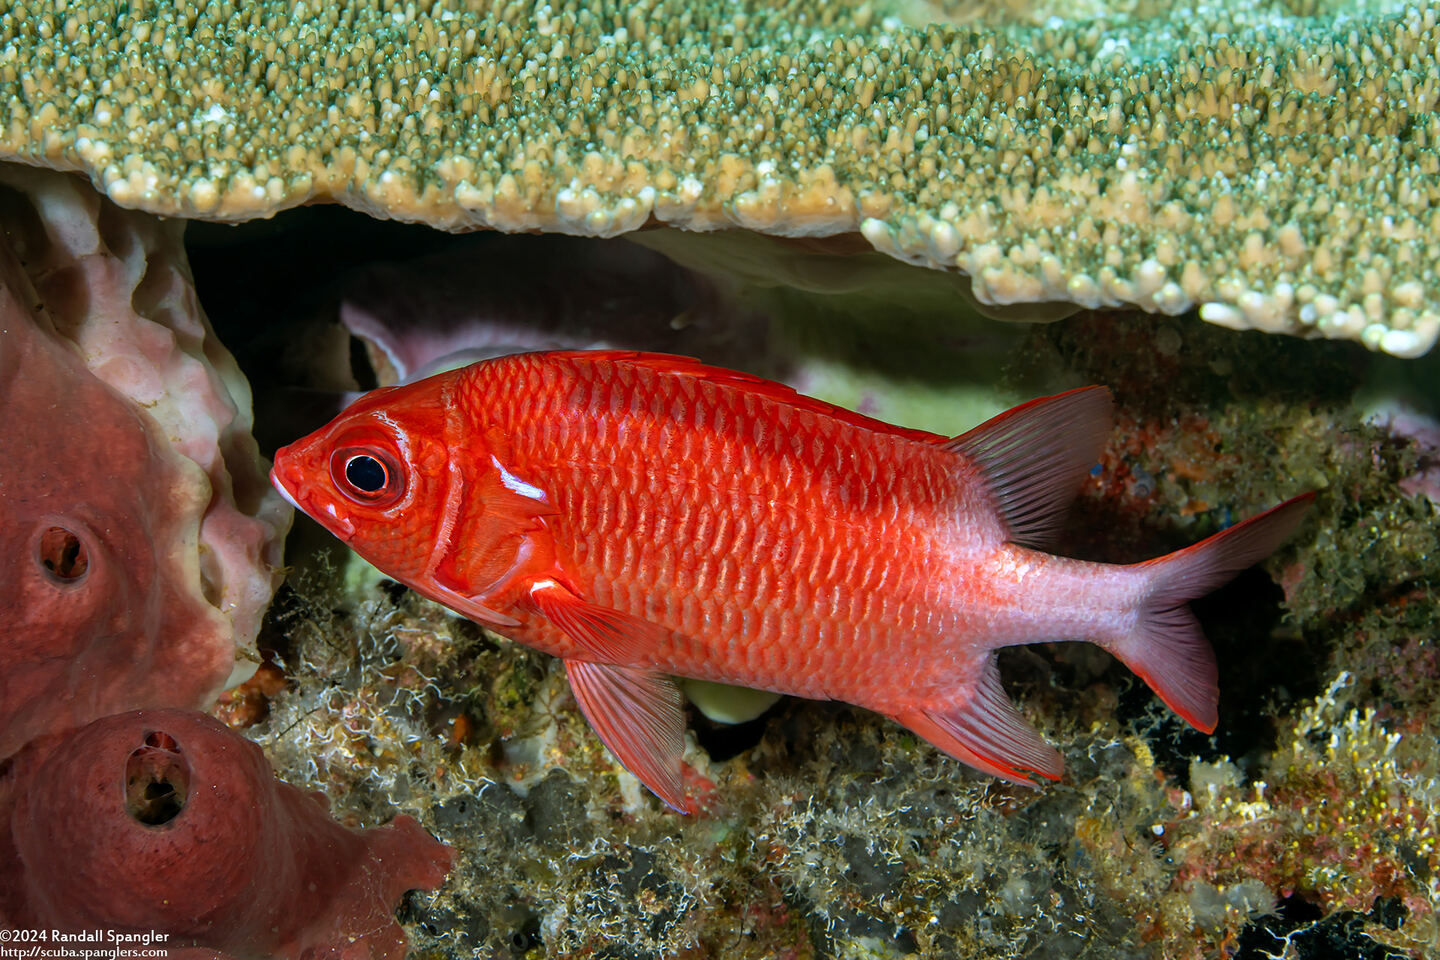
125 730 189 826
37 525 88 583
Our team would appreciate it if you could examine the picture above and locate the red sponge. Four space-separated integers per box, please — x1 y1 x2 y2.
0 709 452 959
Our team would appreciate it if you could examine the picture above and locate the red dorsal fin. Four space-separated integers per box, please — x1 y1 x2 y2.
889 660 1063 786
528 579 668 663
548 350 946 444
564 660 690 813
944 386 1113 549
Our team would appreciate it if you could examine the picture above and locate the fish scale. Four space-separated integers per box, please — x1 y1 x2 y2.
273 349 1312 811
475 355 966 700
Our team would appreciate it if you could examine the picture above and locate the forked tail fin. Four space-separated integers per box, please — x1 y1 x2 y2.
1105 494 1314 733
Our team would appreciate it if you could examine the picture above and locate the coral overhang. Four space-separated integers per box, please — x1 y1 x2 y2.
0 0 1435 354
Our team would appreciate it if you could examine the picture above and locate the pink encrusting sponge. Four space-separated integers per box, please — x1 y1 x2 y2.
0 709 452 959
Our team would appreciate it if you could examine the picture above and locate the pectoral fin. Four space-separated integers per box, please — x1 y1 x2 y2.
417 582 521 628
564 660 690 813
889 660 1062 786
529 579 668 662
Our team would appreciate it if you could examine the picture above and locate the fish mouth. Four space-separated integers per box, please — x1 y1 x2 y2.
270 468 303 512
269 463 357 540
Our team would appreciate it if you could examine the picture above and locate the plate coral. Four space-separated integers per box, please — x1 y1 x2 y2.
0 0 1436 353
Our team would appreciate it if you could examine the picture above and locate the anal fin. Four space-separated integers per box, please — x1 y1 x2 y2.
889 661 1062 786
565 660 690 813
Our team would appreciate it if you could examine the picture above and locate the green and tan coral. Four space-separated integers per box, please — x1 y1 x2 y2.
1 0 1437 354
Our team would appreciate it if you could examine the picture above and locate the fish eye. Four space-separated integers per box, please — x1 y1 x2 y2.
345 455 387 492
330 445 404 506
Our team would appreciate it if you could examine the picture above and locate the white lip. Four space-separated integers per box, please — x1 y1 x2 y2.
272 468 357 539
271 472 303 511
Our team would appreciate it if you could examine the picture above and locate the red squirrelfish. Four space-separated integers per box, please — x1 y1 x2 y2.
271 351 1310 812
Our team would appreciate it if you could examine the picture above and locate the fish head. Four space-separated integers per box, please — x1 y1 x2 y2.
270 376 457 582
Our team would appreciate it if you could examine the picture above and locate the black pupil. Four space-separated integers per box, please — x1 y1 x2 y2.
345 455 387 492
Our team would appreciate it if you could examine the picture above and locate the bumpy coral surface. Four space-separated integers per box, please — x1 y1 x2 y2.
0 708 453 959
0 166 289 750
1 1 1436 354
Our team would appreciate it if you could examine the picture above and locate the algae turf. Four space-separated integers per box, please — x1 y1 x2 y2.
237 305 1439 959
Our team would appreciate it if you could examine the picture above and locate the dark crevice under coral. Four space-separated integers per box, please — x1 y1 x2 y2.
1236 894 1409 960
691 707 777 762
1119 565 1317 785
